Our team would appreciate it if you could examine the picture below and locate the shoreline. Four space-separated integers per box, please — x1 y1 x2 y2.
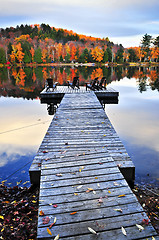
1 62 159 68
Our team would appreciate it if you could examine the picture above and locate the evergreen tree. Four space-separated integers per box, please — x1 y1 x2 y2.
34 48 43 63
23 50 31 63
102 50 108 63
106 47 112 62
128 48 137 62
0 48 6 63
141 33 152 61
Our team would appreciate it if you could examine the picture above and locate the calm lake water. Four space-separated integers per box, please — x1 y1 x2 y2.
0 66 159 187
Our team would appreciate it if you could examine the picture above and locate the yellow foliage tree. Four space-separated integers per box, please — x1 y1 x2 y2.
91 47 104 62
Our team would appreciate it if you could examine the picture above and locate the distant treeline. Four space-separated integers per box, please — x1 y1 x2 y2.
0 24 159 64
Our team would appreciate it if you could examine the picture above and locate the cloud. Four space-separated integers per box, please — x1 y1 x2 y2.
0 0 158 46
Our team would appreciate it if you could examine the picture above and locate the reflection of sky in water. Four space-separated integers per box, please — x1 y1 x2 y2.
106 78 159 184
0 97 52 186
1 77 159 187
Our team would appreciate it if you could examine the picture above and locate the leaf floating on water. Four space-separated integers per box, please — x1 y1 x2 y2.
118 194 125 198
114 208 122 213
121 226 127 236
88 227 97 235
70 211 77 215
54 234 60 240
47 228 52 235
136 224 144 231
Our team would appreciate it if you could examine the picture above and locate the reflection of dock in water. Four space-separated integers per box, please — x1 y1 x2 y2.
29 89 159 239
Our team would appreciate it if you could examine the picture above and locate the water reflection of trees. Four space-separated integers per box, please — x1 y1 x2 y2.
0 66 159 98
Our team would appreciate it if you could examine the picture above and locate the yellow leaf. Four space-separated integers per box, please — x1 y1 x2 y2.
118 194 125 198
54 217 57 224
0 216 4 220
74 193 78 196
47 228 52 235
54 234 60 240
1 228 4 232
32 200 36 203
108 190 111 194
95 177 98 179
79 169 81 172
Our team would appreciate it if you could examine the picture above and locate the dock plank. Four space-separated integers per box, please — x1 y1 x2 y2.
30 92 158 239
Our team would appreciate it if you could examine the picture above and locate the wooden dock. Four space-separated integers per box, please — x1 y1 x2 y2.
30 90 159 239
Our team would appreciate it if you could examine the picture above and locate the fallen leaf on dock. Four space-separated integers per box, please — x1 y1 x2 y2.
49 217 57 228
136 224 144 231
114 208 122 213
86 188 94 193
88 227 97 235
121 226 127 236
42 216 50 224
53 204 58 208
47 228 52 235
43 150 48 153
108 190 111 194
74 193 78 196
118 194 125 198
56 173 63 177
114 182 119 186
39 210 45 216
142 219 149 225
54 234 60 240
70 211 77 215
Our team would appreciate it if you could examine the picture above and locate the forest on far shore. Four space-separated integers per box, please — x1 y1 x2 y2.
0 23 159 65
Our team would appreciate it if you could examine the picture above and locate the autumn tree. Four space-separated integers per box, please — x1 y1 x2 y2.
91 46 104 62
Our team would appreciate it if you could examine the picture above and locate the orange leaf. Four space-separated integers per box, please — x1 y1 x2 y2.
39 210 45 216
70 211 77 215
47 228 52 235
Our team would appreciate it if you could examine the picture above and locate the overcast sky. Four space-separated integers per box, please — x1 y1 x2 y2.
0 0 159 47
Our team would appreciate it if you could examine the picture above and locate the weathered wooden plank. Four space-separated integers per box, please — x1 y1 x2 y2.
33 92 158 239
39 186 133 206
